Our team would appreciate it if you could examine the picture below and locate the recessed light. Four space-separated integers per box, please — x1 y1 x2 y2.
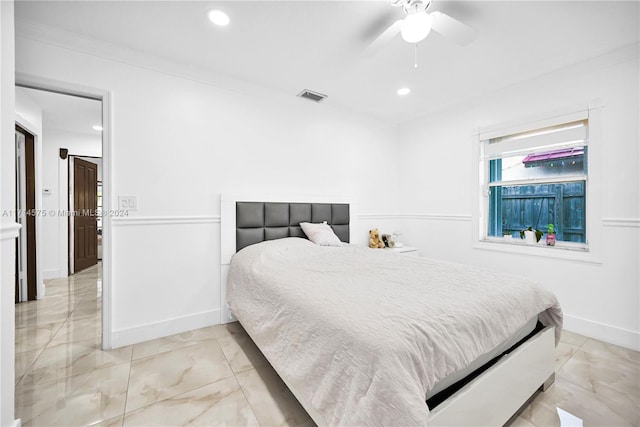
93 125 103 131
397 88 411 96
208 10 230 26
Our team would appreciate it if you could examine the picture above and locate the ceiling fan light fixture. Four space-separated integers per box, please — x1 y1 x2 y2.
397 87 411 96
401 8 433 43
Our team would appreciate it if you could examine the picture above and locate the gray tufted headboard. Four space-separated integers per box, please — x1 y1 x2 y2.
236 202 350 251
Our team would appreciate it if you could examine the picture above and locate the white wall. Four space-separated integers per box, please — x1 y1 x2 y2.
0 1 18 425
15 36 401 347
397 45 640 350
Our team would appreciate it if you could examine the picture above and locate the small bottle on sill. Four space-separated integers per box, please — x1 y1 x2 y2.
546 224 556 246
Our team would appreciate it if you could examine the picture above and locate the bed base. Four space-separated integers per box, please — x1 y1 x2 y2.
285 325 556 427
421 325 554 426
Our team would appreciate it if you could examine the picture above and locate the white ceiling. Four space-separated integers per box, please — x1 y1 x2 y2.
15 1 640 124
17 86 102 135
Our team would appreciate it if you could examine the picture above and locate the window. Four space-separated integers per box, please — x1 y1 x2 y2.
481 118 589 248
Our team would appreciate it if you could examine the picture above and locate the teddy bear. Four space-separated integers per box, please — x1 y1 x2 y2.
369 229 385 249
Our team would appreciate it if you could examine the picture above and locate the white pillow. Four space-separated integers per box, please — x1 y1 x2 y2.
300 221 342 246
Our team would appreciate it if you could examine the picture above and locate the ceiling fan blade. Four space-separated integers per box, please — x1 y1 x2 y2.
430 11 477 46
362 19 402 57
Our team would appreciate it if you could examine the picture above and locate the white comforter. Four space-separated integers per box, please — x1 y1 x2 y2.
227 238 562 426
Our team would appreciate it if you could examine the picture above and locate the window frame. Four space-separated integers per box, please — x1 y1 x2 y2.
472 102 604 264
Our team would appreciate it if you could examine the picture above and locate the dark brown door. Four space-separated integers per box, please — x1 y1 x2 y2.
73 157 98 272
16 125 37 301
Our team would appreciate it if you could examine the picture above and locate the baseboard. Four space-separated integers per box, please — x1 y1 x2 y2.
110 309 220 348
563 314 639 351
9 419 21 427
42 269 61 280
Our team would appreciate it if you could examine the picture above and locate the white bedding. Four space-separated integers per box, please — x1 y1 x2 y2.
227 238 563 426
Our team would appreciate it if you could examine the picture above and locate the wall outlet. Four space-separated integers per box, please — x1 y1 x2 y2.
118 195 138 211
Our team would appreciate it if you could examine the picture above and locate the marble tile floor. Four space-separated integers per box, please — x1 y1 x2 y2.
14 264 639 426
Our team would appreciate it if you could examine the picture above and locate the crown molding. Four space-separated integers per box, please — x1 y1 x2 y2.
15 21 387 127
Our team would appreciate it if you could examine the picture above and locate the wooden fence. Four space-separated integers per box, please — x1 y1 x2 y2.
490 182 585 242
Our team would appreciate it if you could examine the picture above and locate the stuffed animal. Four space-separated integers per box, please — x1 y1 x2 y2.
369 229 385 249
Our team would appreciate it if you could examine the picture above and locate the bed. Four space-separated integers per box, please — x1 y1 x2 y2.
220 196 563 426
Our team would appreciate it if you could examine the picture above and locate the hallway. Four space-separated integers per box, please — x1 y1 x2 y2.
13 263 313 426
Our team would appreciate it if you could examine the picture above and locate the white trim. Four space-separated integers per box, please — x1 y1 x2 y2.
68 157 75 275
357 213 402 220
477 107 589 141
483 122 587 159
402 214 640 234
0 222 21 240
15 74 114 350
8 419 21 427
111 215 220 227
101 91 113 350
602 218 640 228
402 213 472 222
473 240 601 264
488 175 587 188
16 73 104 102
111 309 220 349
15 113 44 301
57 155 67 278
357 213 473 222
14 112 41 136
563 314 639 352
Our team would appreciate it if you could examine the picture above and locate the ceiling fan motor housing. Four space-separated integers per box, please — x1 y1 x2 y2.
397 0 431 14
400 0 433 43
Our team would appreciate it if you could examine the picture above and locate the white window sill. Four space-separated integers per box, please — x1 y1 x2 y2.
474 238 602 264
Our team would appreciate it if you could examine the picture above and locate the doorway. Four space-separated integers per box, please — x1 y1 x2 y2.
69 155 100 274
14 83 111 349
14 125 37 302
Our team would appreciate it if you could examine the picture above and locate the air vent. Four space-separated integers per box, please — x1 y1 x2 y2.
297 89 327 103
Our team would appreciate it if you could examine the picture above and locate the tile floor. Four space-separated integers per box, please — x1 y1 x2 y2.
14 263 639 426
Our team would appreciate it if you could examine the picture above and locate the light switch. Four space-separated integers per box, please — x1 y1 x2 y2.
118 195 138 211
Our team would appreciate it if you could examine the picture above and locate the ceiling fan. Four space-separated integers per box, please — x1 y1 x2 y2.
363 0 477 57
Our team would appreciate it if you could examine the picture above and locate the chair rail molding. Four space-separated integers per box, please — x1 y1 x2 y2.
0 222 21 240
357 213 472 222
357 213 402 220
602 218 640 228
401 213 473 222
111 215 221 227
